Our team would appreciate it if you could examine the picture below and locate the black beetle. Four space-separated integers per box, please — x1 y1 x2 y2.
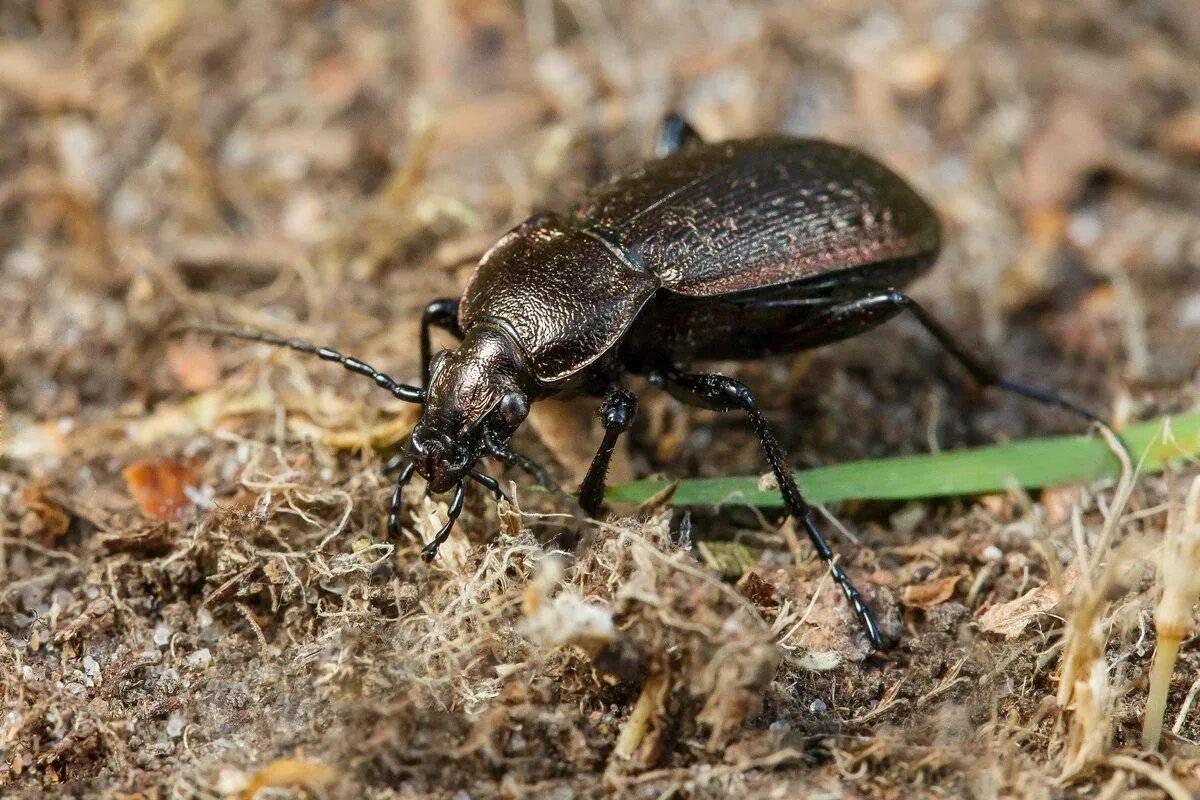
187 115 1113 648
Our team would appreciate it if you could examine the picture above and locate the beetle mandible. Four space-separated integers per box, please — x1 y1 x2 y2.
189 115 1115 648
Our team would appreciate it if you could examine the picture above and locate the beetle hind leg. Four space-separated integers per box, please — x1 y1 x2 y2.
659 371 887 649
765 291 1127 455
656 113 704 157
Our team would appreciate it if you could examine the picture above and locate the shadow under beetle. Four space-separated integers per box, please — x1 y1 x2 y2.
188 115 1116 649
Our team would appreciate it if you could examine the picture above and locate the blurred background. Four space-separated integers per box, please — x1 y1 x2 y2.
4 0 1199 438
2 1 1200 796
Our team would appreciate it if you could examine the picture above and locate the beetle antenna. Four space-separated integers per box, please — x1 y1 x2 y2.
175 323 425 404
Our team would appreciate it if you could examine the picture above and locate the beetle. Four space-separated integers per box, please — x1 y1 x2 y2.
187 114 1114 648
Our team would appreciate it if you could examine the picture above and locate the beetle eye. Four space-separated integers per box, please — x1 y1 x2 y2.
496 392 529 430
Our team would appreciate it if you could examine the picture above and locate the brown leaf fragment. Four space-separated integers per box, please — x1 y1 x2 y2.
977 585 1061 639
695 641 781 751
122 459 199 521
94 523 173 556
737 570 779 607
696 540 761 580
0 43 93 112
236 758 335 800
901 575 961 609
17 483 70 540
1022 95 1110 214
166 342 221 392
1157 110 1200 158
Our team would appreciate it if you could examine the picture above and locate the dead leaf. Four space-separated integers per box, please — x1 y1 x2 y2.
1157 110 1200 158
977 565 1081 639
697 540 761 580
1041 485 1085 527
166 342 221 392
888 47 946 95
901 575 960 609
1022 95 1110 213
737 570 779 607
0 43 93 112
237 758 335 800
122 460 199 521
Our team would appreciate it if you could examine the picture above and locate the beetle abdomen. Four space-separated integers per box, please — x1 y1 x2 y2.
571 137 940 297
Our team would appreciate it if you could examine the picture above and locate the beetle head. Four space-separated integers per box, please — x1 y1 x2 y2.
408 324 529 492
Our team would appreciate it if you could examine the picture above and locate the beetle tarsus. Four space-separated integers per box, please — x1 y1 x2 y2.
420 482 466 561
178 324 425 404
662 370 886 649
420 298 463 388
579 386 638 517
656 113 704 157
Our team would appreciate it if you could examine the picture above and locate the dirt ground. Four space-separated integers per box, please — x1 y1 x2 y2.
3 1 1200 798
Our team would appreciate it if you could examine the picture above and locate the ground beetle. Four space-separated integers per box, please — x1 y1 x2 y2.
188 115 1113 648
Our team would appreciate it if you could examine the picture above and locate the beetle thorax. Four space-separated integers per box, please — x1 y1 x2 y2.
408 325 530 492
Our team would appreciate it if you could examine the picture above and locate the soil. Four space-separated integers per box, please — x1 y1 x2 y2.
2 1 1200 798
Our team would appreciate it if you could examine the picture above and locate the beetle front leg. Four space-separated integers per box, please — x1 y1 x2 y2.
656 113 704 157
578 386 638 517
660 371 886 649
387 461 417 537
420 298 463 387
420 482 466 561
483 434 559 492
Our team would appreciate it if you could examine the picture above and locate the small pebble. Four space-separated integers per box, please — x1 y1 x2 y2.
83 655 100 677
809 698 828 713
982 545 1003 562
153 624 172 647
166 713 184 738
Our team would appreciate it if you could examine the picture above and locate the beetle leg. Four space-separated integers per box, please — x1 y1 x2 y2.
420 482 466 561
656 113 703 157
469 470 508 502
752 291 1126 453
661 371 886 649
387 461 418 537
420 298 463 387
176 324 425 404
873 291 1115 427
484 435 559 492
578 386 638 517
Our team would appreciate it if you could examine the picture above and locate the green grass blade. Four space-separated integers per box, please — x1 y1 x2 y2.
605 413 1200 508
